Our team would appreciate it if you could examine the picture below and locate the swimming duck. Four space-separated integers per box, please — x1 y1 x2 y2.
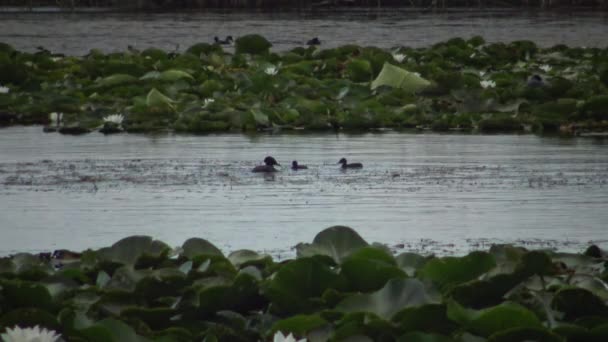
307 37 321 46
291 161 308 170
214 36 234 45
338 158 363 169
252 156 280 173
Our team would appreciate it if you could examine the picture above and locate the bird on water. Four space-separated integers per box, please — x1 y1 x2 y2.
307 37 321 46
338 158 363 169
291 161 308 170
214 36 234 45
252 156 280 173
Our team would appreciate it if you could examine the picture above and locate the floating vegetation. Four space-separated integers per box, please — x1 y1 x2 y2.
0 35 607 135
0 226 607 341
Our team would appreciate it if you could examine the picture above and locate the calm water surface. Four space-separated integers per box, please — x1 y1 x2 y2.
0 126 607 257
1 9 607 55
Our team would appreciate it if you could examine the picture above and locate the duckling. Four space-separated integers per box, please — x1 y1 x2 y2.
214 36 234 45
307 37 321 46
252 156 280 173
291 161 308 170
338 158 363 169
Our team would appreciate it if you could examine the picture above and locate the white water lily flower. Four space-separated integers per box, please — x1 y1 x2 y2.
264 65 278 76
412 72 421 78
103 114 124 125
539 64 552 72
273 331 306 342
392 53 406 63
0 85 9 94
480 80 496 89
1 325 61 342
203 98 215 108
479 71 486 77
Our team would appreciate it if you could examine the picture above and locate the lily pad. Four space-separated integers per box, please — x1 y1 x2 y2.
371 63 431 92
336 278 439 320
296 226 369 264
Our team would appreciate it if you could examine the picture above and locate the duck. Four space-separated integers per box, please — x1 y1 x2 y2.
306 37 321 46
252 156 280 173
338 158 363 169
291 161 308 170
214 36 234 45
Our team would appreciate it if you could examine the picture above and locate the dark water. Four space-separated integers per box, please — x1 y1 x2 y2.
1 9 607 55
1 126 607 257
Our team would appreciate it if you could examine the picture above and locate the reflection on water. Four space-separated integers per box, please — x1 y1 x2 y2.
0 126 607 257
0 9 607 54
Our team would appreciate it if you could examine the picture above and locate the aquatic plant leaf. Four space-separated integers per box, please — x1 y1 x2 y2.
235 34 272 55
85 318 150 342
250 108 270 126
397 332 455 342
97 235 169 266
393 304 457 335
551 287 608 321
371 63 431 92
270 314 328 336
487 327 563 342
139 71 161 80
0 280 54 311
263 257 345 315
341 247 407 292
296 226 369 264
447 300 542 337
228 250 272 268
395 252 429 277
145 88 175 110
418 251 496 291
159 69 194 82
96 74 138 88
336 278 439 320
181 238 223 259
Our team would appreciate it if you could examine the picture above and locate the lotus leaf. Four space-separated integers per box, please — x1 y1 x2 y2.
96 74 138 88
270 314 328 336
551 288 608 321
181 238 223 259
487 327 563 342
341 247 407 292
296 226 369 263
97 235 169 266
447 300 542 337
228 250 272 269
371 63 431 92
418 251 496 291
336 278 439 320
397 332 456 342
145 88 175 111
235 34 272 55
263 257 345 315
393 304 457 335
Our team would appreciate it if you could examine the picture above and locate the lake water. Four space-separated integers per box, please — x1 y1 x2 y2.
0 9 607 55
1 126 607 257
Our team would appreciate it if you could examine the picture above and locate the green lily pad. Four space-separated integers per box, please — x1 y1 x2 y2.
97 235 169 266
341 247 407 292
397 332 456 342
235 34 272 55
181 238 223 259
263 257 345 315
417 251 496 291
336 278 439 320
447 300 542 337
96 74 138 88
296 226 369 264
371 63 431 92
270 314 328 336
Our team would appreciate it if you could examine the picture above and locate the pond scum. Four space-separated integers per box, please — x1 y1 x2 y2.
0 226 607 341
0 34 607 136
